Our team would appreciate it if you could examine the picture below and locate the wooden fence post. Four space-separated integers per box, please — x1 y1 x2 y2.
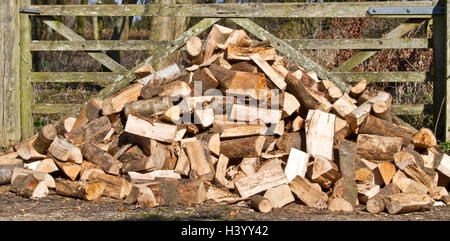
20 0 34 139
432 0 449 141
0 0 21 147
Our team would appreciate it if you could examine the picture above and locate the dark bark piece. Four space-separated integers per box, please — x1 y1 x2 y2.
82 143 123 175
359 115 413 146
33 124 57 154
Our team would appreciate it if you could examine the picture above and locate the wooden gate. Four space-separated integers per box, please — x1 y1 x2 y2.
1 0 449 147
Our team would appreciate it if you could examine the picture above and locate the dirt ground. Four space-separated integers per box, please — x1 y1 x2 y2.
1 185 449 221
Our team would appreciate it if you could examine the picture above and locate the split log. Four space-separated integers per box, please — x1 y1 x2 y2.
33 124 57 154
275 132 302 153
359 115 414 146
331 96 357 119
358 158 384 185
120 157 154 174
250 195 272 213
82 143 123 175
291 69 318 91
231 61 258 73
311 155 341 189
191 68 219 93
239 157 259 176
140 83 162 99
305 110 335 160
123 97 172 118
203 24 233 61
349 79 367 99
356 134 402 160
71 105 89 131
53 159 81 181
228 104 281 125
127 170 181 184
16 137 47 161
214 56 232 69
184 140 215 181
271 56 288 76
392 170 428 194
278 92 301 118
217 122 266 139
377 161 396 185
0 158 23 184
55 179 106 201
48 136 83 164
136 63 183 86
328 197 354 212
161 105 181 124
330 177 357 209
366 183 401 214
124 114 178 143
79 161 105 181
56 117 76 136
372 101 392 123
209 64 268 100
11 168 55 189
355 158 375 184
357 183 380 204
185 53 223 72
30 158 58 174
429 186 449 201
206 185 232 201
346 91 391 133
235 164 288 198
394 150 433 190
320 81 343 102
217 29 252 49
284 148 309 182
89 172 132 200
285 72 332 112
65 116 112 146
10 174 48 200
194 107 215 128
85 98 103 121
134 63 154 79
334 117 352 145
220 136 266 159
291 116 304 132
146 140 171 171
197 133 220 157
186 36 204 65
384 193 434 214
147 178 207 205
250 53 287 90
436 153 450 179
413 128 437 149
357 89 376 106
101 83 143 115
289 176 328 209
214 154 234 189
174 147 190 177
159 80 191 99
343 93 358 105
124 185 146 204
227 45 276 61
137 186 158 207
263 184 295 209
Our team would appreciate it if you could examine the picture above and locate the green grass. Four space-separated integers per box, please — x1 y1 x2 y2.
440 142 450 152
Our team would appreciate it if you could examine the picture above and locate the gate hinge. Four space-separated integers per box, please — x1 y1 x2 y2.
19 8 40 14
368 6 445 15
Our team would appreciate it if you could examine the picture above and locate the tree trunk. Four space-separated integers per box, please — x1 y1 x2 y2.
150 0 176 70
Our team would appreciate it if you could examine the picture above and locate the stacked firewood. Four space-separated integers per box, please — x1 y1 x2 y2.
1 24 449 215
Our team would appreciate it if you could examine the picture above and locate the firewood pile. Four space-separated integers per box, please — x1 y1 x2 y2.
1 24 449 215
